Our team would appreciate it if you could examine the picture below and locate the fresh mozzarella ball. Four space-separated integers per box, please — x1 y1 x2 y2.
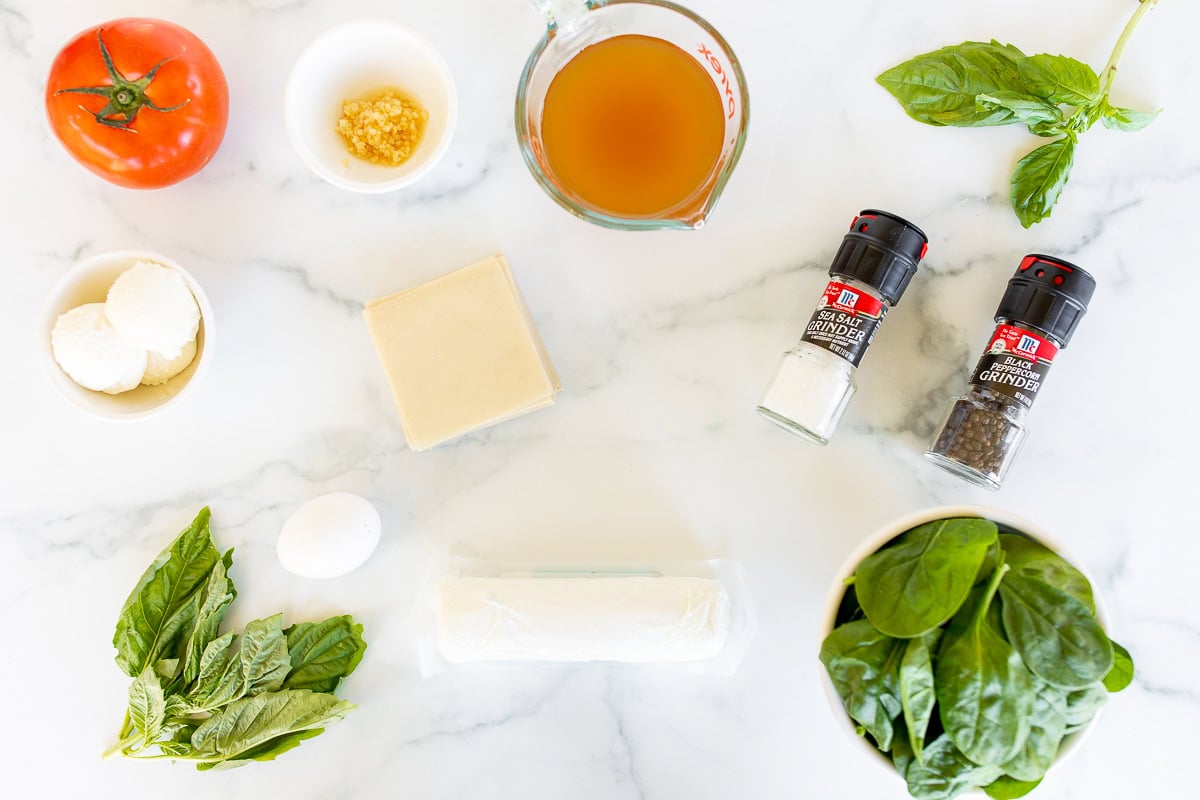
141 338 198 386
51 303 147 394
105 261 200 358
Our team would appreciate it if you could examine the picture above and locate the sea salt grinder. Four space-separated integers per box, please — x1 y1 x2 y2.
757 210 927 444
926 255 1096 489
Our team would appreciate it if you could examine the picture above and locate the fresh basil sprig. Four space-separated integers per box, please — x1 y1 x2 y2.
104 508 367 770
821 518 1134 800
876 0 1161 227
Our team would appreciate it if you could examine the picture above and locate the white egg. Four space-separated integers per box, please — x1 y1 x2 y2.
277 493 381 579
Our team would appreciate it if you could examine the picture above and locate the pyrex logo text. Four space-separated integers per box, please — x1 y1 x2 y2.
697 44 736 119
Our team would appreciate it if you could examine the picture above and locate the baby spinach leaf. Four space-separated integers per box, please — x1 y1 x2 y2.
282 616 368 693
856 518 998 638
998 534 1094 614
1010 137 1076 228
1103 640 1135 692
937 568 1035 768
1063 683 1107 730
906 734 1005 800
1101 103 1158 132
998 573 1112 689
876 41 1030 127
1017 54 1099 106
1000 680 1068 782
190 690 355 761
182 553 236 686
820 619 904 751
892 719 916 779
984 776 1042 799
976 92 1064 129
113 508 221 677
128 667 167 747
899 629 942 763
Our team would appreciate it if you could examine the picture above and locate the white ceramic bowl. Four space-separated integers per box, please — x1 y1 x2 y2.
40 250 213 421
285 19 457 193
818 505 1105 793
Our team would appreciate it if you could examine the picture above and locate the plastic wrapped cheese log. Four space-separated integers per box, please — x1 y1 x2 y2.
435 576 731 663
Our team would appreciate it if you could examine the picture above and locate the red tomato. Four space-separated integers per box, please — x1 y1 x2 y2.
45 18 229 189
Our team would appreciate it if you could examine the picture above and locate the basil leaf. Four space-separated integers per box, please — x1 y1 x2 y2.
998 573 1112 689
190 690 355 761
128 667 167 747
937 575 1035 767
113 508 221 676
876 41 1030 127
899 629 941 763
984 776 1043 799
1010 137 1075 228
183 552 236 685
194 729 326 771
156 740 194 757
1101 103 1158 132
906 734 1005 800
1103 640 1135 692
819 619 904 751
1000 680 1068 782
189 632 235 702
977 92 1064 129
998 534 1094 613
1063 683 1107 729
1017 54 1100 106
856 518 998 637
201 615 291 709
282 616 368 693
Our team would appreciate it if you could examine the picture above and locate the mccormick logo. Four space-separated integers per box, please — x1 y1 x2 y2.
1015 334 1041 356
836 288 859 310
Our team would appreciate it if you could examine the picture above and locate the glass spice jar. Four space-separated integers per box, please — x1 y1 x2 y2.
926 254 1096 489
757 210 927 445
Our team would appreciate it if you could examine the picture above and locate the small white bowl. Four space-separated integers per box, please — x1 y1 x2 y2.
40 249 214 421
285 19 457 193
818 505 1106 793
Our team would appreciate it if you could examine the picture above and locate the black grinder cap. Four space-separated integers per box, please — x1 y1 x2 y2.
829 209 928 305
997 255 1096 347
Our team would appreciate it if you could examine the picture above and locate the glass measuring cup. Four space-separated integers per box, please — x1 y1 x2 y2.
517 0 749 230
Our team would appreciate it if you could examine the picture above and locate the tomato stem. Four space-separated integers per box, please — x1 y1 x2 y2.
53 28 189 131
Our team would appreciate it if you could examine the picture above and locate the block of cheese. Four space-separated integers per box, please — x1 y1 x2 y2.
364 255 560 451
435 576 731 664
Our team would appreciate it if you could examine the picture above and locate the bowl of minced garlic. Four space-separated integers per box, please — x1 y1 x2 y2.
285 19 457 193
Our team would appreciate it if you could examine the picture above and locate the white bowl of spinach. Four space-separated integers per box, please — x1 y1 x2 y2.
818 506 1133 800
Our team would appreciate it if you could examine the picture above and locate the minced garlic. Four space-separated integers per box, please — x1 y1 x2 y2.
336 90 427 166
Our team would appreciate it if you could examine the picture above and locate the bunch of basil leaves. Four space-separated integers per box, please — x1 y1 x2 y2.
821 518 1133 800
876 0 1160 228
104 508 367 770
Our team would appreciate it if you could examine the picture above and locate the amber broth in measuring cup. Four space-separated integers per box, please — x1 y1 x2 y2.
517 1 748 230
540 34 725 218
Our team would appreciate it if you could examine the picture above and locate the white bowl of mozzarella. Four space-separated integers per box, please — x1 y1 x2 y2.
41 249 213 421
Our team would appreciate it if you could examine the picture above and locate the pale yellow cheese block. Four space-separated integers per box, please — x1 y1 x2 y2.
364 255 560 451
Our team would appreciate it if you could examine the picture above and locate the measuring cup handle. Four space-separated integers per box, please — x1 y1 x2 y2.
529 0 596 33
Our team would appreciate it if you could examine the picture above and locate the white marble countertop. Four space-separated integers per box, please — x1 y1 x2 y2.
2 0 1197 797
